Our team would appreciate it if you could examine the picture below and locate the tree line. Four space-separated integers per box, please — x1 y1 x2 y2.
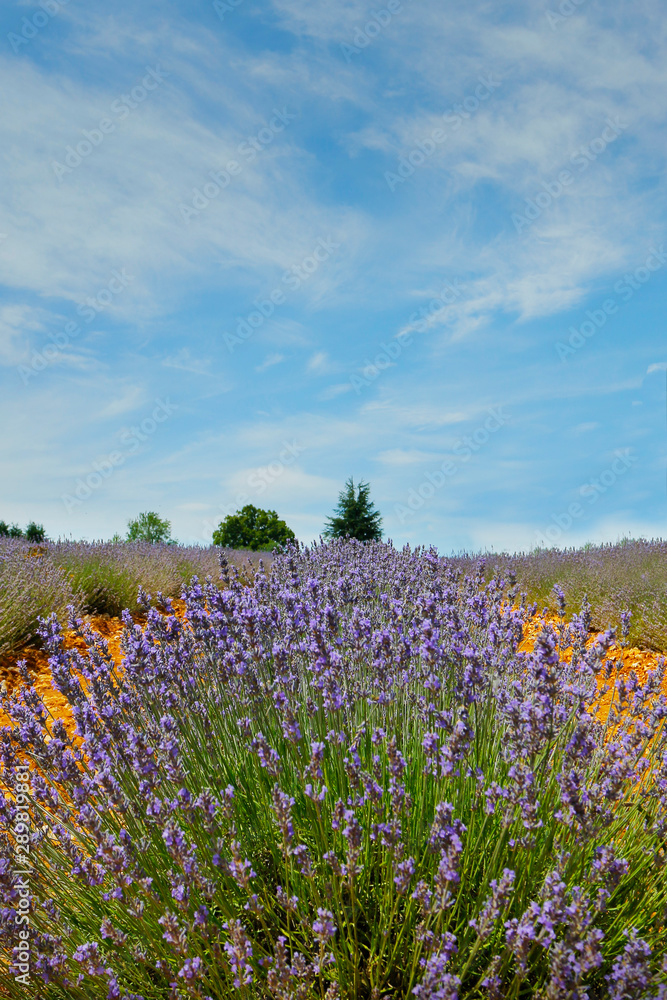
1 477 383 550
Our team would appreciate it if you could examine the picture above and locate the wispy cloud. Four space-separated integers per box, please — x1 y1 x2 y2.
163 348 213 376
256 352 285 372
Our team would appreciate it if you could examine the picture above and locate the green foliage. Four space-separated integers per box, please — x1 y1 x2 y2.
0 521 45 540
323 477 383 541
0 522 24 538
126 511 172 544
25 521 46 543
213 504 296 551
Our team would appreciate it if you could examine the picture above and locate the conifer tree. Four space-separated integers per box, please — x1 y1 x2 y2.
323 478 383 541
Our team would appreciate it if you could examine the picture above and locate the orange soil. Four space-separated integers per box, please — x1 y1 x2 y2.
518 613 666 726
0 614 126 737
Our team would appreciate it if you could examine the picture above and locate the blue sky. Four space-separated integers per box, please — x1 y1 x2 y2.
0 0 666 552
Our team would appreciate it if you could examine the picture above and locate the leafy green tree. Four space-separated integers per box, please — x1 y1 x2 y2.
0 521 9 537
213 505 296 551
126 511 172 544
323 477 383 542
25 522 46 543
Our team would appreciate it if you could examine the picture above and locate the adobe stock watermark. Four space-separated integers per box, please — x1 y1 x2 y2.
17 269 134 384
351 280 464 392
385 76 502 192
394 406 510 523
8 0 69 55
555 246 667 362
223 237 341 352
51 67 169 182
546 0 591 30
534 450 637 547
405 279 464 334
180 108 297 224
350 331 413 393
512 116 628 233
11 762 32 987
201 440 305 540
61 399 176 512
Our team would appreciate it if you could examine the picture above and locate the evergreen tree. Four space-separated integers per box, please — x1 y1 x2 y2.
213 505 296 551
323 478 383 542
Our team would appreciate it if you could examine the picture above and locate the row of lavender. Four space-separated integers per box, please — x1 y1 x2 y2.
2 537 666 662
1 539 666 997
0 539 262 657
452 538 667 653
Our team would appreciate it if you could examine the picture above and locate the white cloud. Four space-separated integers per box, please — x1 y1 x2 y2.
306 350 340 374
96 384 146 419
256 352 285 372
163 348 212 376
319 383 352 400
0 51 363 324
0 304 46 365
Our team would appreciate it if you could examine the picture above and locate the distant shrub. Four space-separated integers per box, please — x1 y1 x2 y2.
126 511 172 544
24 522 46 543
213 504 295 551
0 522 46 541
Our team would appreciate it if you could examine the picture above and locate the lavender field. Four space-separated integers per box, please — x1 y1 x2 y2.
454 539 667 654
1 539 667 998
1 537 666 661
0 539 264 659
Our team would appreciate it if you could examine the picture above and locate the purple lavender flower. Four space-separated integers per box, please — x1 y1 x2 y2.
607 929 653 999
178 956 204 981
72 941 108 976
271 785 295 849
412 948 460 999
251 732 282 776
312 908 337 943
394 856 416 895
469 869 515 940
223 918 254 989
276 885 299 913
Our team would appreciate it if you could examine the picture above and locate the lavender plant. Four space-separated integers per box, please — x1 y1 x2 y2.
1 540 666 999
0 540 73 657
